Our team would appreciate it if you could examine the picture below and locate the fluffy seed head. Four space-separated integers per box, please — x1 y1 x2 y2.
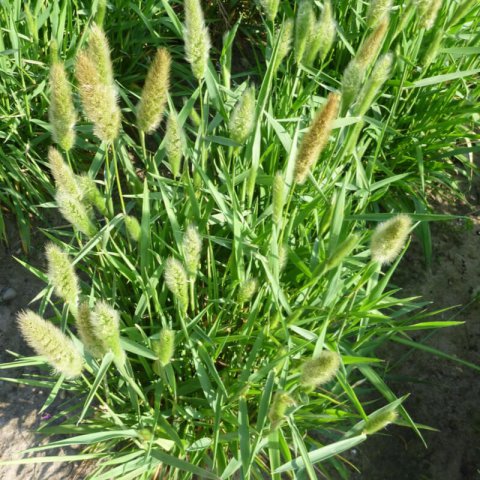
229 85 256 145
274 19 294 72
48 61 76 151
48 147 82 200
56 189 97 237
259 0 280 21
90 301 125 366
272 171 285 226
278 244 288 272
238 278 259 304
183 224 202 277
153 328 175 367
86 23 114 86
353 52 393 116
324 234 360 272
165 111 184 178
75 42 121 142
17 310 83 378
341 60 366 111
164 257 189 313
45 243 79 311
124 215 141 242
183 0 211 80
370 214 412 265
76 301 104 357
303 0 336 66
294 92 341 184
366 0 392 28
416 0 442 29
300 350 340 388
356 16 389 67
294 0 315 65
76 174 108 216
363 409 398 434
137 48 171 133
268 391 295 429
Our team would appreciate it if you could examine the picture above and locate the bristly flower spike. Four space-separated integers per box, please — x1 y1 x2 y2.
17 310 84 378
293 92 341 184
90 301 126 366
76 174 108 216
416 0 442 30
56 189 97 237
268 391 295 429
366 0 392 28
300 350 340 388
229 85 256 145
164 257 189 314
152 327 175 374
370 214 412 265
165 110 184 178
237 278 259 304
273 19 294 73
363 409 398 434
48 147 82 200
75 24 121 143
294 0 315 65
183 224 202 278
183 0 211 81
49 60 76 151
259 0 280 22
75 301 104 357
45 243 80 314
137 48 171 134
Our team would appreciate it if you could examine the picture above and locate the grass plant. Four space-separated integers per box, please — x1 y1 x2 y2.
0 0 479 478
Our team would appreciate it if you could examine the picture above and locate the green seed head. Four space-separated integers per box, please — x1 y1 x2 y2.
45 243 80 312
75 26 121 143
76 301 104 357
324 234 360 272
294 92 341 184
86 23 114 86
48 61 76 151
229 85 256 145
278 244 288 272
272 171 285 226
416 0 442 29
152 327 175 367
48 147 82 200
300 350 340 388
353 52 393 116
268 391 295 429
183 0 211 81
137 48 171 134
124 215 141 242
356 16 389 67
183 224 202 277
370 214 412 265
76 174 108 216
17 310 84 379
303 0 336 66
294 0 315 65
259 0 280 22
91 301 125 366
274 19 294 72
56 189 97 237
165 111 184 178
366 0 392 28
164 257 189 313
237 278 259 304
363 409 398 434
341 60 366 111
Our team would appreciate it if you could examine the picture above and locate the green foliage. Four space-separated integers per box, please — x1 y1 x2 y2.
0 0 479 478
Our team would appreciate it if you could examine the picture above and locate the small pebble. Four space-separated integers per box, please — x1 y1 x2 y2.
0 287 16 302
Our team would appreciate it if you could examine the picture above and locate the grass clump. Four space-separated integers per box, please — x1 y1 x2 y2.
0 0 478 478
